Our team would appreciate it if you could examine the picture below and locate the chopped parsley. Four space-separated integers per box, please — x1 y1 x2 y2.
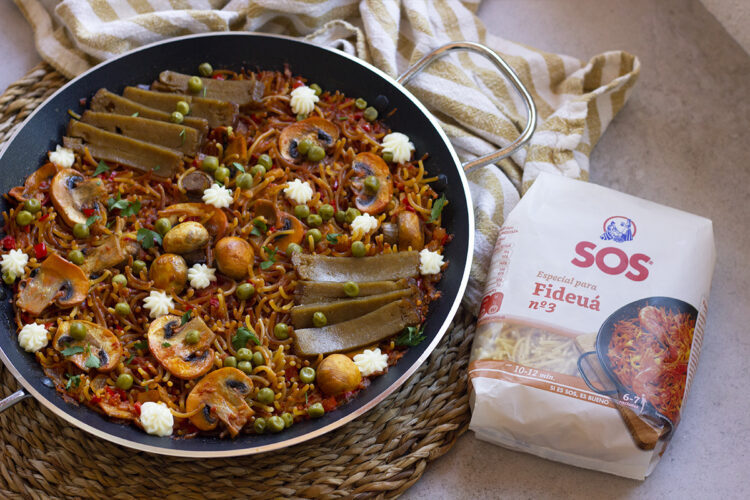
250 226 264 238
181 310 192 326
137 228 162 249
395 326 426 347
61 345 84 357
260 246 277 270
326 233 340 244
85 215 100 227
93 160 110 177
83 346 101 369
231 327 259 350
132 340 148 350
65 374 81 390
120 199 141 217
131 112 139 117
124 354 135 365
429 194 447 223
162 342 171 348
232 162 245 173
179 128 186 146
107 193 141 217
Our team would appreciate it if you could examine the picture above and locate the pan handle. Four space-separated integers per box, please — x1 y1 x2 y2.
577 351 618 396
0 388 31 413
396 41 537 174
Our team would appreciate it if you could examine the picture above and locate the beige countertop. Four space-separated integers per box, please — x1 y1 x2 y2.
1 1 748 498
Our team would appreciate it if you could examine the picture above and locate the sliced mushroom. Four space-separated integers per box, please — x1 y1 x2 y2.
149 254 188 294
215 237 253 280
10 162 58 203
80 234 138 276
278 117 339 163
162 221 210 254
251 200 304 252
351 153 393 215
397 211 424 250
17 254 89 315
180 171 212 201
90 375 135 420
186 367 254 436
158 203 227 238
381 222 399 245
147 315 216 380
53 320 122 372
50 168 107 229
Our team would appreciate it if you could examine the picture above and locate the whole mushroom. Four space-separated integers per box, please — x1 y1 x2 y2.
162 221 210 254
215 237 253 279
316 354 362 396
149 254 188 294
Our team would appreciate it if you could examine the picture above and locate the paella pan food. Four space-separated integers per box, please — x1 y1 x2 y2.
0 63 452 438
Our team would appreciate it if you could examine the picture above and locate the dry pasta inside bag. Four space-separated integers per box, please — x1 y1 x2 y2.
469 173 715 479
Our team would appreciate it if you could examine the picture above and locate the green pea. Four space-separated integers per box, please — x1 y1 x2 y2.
343 281 359 297
251 351 264 367
198 62 213 77
175 100 190 116
67 249 85 265
112 274 127 287
355 98 367 110
351 241 366 258
132 260 147 275
257 387 275 405
236 173 254 190
307 145 326 162
312 311 327 327
309 83 322 96
281 412 294 428
297 139 312 155
257 154 273 170
382 151 394 163
15 210 33 227
187 76 203 93
296 113 307 121
115 302 131 316
70 321 87 340
223 356 237 368
253 417 267 434
201 155 219 172
23 198 41 214
237 347 253 361
2 271 16 285
294 204 310 219
307 402 325 418
306 229 322 244
306 214 322 227
267 415 285 433
363 106 378 122
116 373 133 390
238 360 253 374
72 222 90 239
170 111 184 124
364 175 380 194
214 166 230 183
250 165 265 178
335 210 346 223
299 366 316 384
345 207 361 224
318 204 334 221
252 217 267 230
154 218 172 236
286 243 302 254
274 323 289 340
236 283 256 300
184 329 201 345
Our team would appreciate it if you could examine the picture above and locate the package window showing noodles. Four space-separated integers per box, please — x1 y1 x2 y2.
469 173 715 480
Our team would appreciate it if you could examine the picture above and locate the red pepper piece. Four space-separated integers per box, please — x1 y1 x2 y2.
322 396 337 412
133 401 142 416
38 213 50 222
1 235 16 250
82 207 95 216
33 242 47 259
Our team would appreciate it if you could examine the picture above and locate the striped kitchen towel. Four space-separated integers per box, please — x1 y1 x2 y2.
13 0 640 311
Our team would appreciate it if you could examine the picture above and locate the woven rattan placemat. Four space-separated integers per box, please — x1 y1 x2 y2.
0 63 476 499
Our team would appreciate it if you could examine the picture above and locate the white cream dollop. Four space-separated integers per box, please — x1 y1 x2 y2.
139 401 173 437
48 145 75 168
290 85 319 115
419 248 444 275
202 183 234 209
17 323 48 353
353 348 388 376
143 290 174 318
381 132 415 164
187 263 216 289
284 179 314 205
350 213 379 236
1 249 28 278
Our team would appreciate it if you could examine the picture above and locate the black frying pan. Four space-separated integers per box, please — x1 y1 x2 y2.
0 33 535 456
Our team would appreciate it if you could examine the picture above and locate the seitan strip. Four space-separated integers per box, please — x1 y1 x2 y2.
292 251 419 282
90 89 208 139
153 71 264 106
66 120 183 178
293 299 420 356
80 111 200 155
291 288 414 328
122 86 237 128
295 279 410 305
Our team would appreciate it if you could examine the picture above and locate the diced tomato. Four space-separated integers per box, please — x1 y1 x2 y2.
292 80 304 89
109 170 118 181
209 297 220 309
39 180 50 190
133 401 142 416
33 242 47 259
285 366 299 380
213 74 225 80
38 213 50 222
90 396 101 405
1 235 16 250
332 179 338 190
354 112 363 120
82 207 95 216
79 98 87 107
362 123 371 132
321 396 337 412
402 197 415 212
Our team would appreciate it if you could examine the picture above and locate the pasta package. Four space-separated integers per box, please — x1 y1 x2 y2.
469 173 715 479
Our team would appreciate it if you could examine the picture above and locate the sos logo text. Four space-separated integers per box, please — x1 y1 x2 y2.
570 217 652 282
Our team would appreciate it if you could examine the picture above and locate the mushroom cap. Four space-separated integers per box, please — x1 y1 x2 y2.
10 162 58 203
149 253 188 294
80 234 138 276
351 153 393 215
186 367 254 436
53 320 122 372
162 221 210 254
250 200 304 252
50 168 107 228
90 375 136 420
278 117 339 163
397 211 424 251
147 315 216 380
316 354 362 396
158 203 227 238
214 237 253 280
16 253 89 315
